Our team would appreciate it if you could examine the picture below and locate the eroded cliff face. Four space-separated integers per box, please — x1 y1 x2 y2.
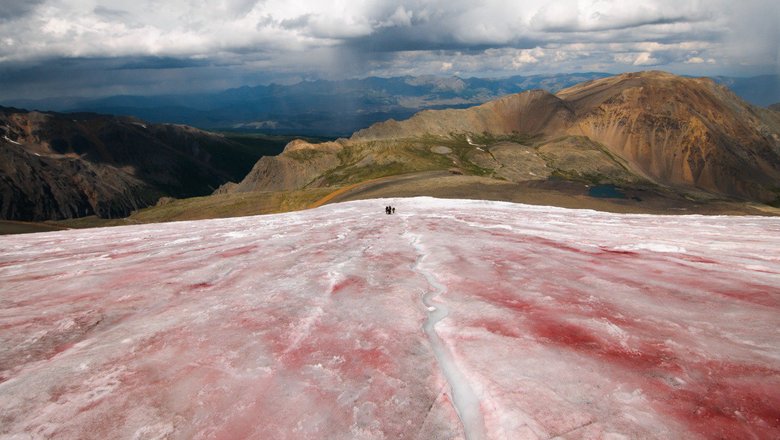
558 72 780 201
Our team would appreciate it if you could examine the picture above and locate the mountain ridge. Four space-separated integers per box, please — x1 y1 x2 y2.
230 71 780 206
6 73 778 136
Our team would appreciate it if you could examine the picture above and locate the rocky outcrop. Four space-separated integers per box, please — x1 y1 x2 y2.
212 182 238 195
234 140 343 192
0 107 253 220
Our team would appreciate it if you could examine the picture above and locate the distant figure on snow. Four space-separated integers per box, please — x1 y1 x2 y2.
392 207 395 214
385 206 391 215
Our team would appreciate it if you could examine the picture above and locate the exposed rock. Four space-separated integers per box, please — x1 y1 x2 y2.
212 182 238 195
155 197 177 207
431 146 452 154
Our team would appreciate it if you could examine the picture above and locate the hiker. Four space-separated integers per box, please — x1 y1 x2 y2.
385 206 390 215
392 206 395 214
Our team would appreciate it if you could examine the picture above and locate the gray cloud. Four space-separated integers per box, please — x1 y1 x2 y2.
0 0 777 100
93 6 129 20
280 14 312 30
0 0 45 22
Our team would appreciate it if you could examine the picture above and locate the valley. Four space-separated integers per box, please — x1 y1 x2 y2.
5 71 778 233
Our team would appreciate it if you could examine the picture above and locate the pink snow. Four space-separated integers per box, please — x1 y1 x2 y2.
1 197 779 439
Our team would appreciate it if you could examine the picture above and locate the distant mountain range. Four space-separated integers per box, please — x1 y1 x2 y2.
7 73 779 136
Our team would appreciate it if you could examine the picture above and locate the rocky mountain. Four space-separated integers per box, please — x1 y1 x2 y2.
558 72 780 202
0 107 261 221
232 71 780 206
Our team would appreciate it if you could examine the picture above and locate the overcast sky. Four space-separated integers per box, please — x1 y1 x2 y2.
1 0 778 100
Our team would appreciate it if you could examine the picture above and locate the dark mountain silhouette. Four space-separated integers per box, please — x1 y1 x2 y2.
0 107 261 220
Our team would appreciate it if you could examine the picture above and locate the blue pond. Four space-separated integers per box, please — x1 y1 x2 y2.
588 184 627 199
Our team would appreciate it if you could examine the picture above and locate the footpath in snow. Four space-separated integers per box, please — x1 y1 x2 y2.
1 197 779 439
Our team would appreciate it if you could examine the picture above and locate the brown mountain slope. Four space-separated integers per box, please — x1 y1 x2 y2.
234 140 344 192
232 71 780 206
0 107 254 220
0 143 153 220
352 90 574 140
558 71 780 201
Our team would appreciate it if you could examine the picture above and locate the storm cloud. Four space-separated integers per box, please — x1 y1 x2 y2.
0 0 777 100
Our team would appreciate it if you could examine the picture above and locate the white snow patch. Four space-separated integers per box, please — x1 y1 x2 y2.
3 135 21 145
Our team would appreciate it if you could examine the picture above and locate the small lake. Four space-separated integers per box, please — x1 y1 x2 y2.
588 184 627 199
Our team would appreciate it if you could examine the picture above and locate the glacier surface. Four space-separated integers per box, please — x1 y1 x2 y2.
1 197 779 439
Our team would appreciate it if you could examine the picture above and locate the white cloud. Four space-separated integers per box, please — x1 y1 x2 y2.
685 56 705 64
632 52 661 65
512 48 543 67
614 51 663 66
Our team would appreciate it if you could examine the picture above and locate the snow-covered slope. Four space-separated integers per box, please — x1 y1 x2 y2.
1 198 779 439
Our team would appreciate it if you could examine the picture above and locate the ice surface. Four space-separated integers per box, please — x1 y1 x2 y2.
1 197 779 439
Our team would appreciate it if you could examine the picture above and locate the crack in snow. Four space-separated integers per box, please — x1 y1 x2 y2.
549 420 596 439
404 222 485 440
